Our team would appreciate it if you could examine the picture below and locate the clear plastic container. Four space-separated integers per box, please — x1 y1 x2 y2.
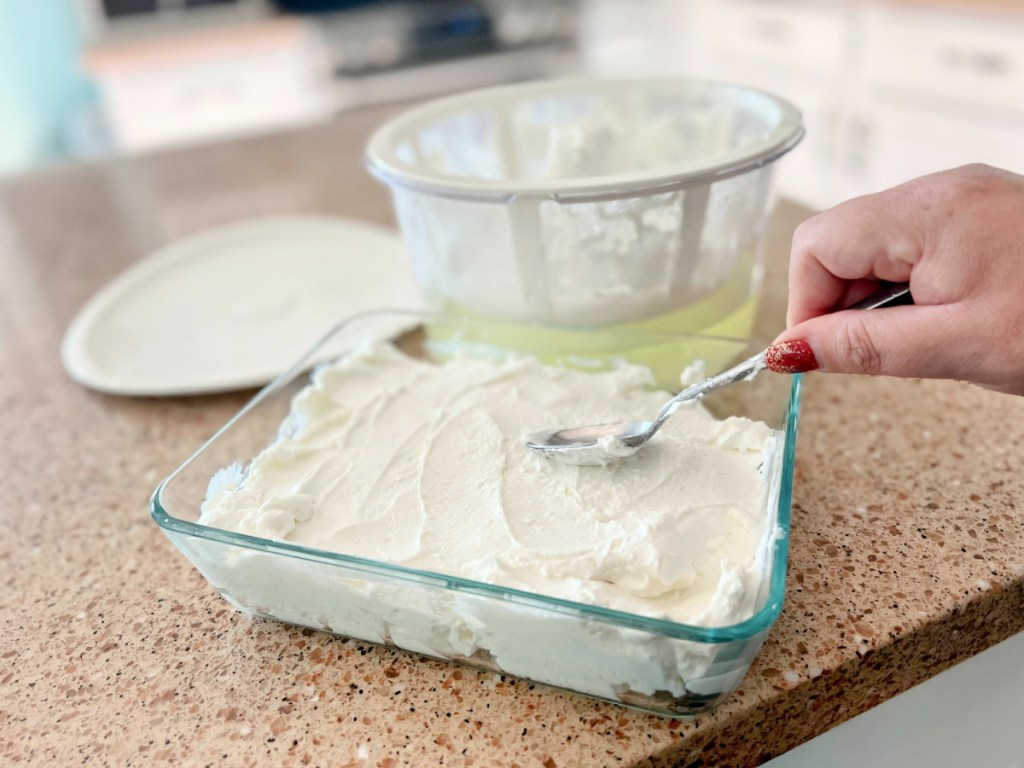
151 311 801 717
365 78 803 341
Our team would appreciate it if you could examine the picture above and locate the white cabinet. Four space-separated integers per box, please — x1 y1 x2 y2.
860 3 1024 112
86 19 335 154
845 3 1024 197
846 99 1024 195
577 0 691 77
686 0 853 209
691 0 848 76
578 0 1024 210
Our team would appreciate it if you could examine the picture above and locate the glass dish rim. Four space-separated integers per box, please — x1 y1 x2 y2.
150 309 801 645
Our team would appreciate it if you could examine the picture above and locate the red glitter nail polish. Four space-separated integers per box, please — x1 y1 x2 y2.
765 340 819 374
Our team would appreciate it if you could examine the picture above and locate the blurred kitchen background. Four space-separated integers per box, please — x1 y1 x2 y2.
2 0 1022 210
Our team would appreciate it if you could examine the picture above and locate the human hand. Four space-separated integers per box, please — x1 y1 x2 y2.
765 164 1024 396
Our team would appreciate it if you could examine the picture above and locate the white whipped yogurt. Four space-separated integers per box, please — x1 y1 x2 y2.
198 342 777 700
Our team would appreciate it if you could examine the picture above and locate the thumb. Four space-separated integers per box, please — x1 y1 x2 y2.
768 304 972 380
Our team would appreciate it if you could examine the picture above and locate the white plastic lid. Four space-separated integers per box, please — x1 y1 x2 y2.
61 217 424 396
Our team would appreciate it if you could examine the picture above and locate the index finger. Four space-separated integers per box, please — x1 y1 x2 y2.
786 186 924 328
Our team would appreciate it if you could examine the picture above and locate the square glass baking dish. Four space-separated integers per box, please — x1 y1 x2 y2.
151 310 801 717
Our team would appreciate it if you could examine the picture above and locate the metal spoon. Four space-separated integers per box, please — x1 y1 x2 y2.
525 282 912 466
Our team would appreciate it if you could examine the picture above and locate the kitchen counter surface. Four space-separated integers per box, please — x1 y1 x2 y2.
2 108 1023 768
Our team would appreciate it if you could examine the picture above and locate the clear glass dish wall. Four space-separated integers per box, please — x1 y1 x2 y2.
152 311 801 717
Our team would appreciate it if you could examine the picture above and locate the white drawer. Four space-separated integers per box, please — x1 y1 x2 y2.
578 0 690 76
695 0 848 76
88 21 334 153
862 4 1024 113
102 49 328 152
854 101 1024 195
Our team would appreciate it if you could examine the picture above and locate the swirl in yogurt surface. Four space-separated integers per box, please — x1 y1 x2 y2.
200 342 774 627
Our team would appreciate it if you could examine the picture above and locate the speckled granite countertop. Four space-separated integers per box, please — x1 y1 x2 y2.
2 107 1023 768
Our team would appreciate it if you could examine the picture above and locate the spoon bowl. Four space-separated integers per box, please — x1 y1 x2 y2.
524 420 654 466
526 352 766 466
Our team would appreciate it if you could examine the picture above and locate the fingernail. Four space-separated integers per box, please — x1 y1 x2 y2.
765 340 819 374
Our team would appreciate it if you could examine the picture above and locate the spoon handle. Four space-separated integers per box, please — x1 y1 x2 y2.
651 281 912 429
846 281 912 310
653 351 767 426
